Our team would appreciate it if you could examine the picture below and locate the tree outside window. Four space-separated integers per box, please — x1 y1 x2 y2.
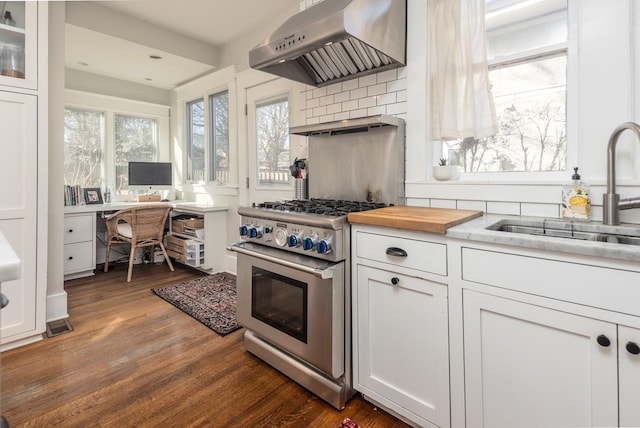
209 91 229 183
187 99 205 181
442 0 568 173
64 108 104 187
114 114 157 194
256 96 290 186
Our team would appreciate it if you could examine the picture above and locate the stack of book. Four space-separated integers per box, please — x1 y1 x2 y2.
64 185 85 206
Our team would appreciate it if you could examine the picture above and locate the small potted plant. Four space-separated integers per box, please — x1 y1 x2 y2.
433 157 459 181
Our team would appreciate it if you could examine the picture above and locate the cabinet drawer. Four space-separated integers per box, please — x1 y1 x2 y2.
64 214 94 244
355 231 447 276
64 241 94 273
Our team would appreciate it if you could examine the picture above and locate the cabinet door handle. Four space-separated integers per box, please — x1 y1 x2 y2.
391 277 400 285
68 256 73 260
597 334 611 347
386 247 407 257
68 229 73 233
626 341 640 355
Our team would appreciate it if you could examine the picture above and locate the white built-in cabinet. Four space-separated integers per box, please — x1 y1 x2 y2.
458 245 640 428
64 213 96 280
351 225 450 428
0 2 47 350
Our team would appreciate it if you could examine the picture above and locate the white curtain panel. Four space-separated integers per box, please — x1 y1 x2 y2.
430 0 498 140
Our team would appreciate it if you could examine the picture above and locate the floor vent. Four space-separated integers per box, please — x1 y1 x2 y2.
45 319 73 338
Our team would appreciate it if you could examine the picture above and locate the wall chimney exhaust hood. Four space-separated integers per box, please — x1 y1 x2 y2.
249 0 406 87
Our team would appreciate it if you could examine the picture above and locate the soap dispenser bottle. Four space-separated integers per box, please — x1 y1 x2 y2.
562 167 591 220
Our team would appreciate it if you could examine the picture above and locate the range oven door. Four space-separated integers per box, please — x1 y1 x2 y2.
231 242 344 378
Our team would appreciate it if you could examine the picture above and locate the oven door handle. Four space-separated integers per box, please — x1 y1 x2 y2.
229 243 337 280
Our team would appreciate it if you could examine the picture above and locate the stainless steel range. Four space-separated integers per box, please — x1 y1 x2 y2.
230 116 405 410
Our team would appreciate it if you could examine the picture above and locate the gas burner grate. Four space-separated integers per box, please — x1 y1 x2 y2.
253 199 390 216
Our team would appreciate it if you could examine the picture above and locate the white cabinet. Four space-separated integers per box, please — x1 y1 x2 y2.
0 1 38 90
457 245 640 428
463 290 619 427
64 213 96 280
352 225 449 428
169 205 228 273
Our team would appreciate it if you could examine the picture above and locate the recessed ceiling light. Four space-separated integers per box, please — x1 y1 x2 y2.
149 54 162 60
78 61 89 66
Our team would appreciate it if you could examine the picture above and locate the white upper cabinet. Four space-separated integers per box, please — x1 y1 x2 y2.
0 1 37 90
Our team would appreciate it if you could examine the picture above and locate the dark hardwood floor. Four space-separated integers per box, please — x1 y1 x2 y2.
1 262 407 427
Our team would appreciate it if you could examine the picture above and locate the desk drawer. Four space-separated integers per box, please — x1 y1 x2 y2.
64 241 95 273
355 231 447 276
64 214 94 244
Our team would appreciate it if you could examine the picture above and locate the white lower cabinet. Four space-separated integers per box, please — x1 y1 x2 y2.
463 290 619 427
63 212 96 280
352 225 450 428
458 245 640 428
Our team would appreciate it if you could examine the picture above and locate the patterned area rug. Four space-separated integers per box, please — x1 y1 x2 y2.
152 273 241 336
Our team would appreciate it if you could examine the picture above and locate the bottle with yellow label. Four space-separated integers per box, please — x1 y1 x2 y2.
562 167 591 221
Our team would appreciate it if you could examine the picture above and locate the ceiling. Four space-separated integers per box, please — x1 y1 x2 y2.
65 0 299 90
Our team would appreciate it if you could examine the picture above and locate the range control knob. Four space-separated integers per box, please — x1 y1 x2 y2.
302 236 317 251
248 226 263 239
264 226 273 234
239 225 249 237
275 229 288 247
317 239 332 254
288 234 301 248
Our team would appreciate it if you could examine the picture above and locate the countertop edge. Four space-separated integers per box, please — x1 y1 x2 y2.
446 214 640 263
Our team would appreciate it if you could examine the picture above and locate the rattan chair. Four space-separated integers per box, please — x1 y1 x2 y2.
104 205 175 282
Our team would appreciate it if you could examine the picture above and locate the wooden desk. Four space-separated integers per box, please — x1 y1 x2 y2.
63 202 228 280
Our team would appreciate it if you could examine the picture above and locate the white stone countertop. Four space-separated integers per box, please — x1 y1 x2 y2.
0 231 20 283
447 214 640 263
64 201 229 214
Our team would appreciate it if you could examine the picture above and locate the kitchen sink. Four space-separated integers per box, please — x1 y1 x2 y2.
487 218 640 246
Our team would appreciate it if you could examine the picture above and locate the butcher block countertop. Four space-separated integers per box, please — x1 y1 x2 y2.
347 206 484 233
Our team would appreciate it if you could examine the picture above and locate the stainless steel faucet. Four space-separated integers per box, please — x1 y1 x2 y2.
603 122 640 225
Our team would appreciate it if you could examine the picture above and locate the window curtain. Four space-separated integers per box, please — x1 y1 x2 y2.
430 0 498 140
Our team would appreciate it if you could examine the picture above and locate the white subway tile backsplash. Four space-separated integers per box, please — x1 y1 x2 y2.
377 92 397 105
342 78 359 91
386 102 407 115
326 103 342 114
306 116 320 124
368 83 387 97
377 69 398 83
367 106 386 116
313 106 327 117
335 91 350 103
487 201 521 215
342 100 358 111
350 87 367 100
398 66 408 79
387 78 407 92
319 95 334 106
334 111 350 120
457 200 487 212
349 109 367 118
307 98 319 109
407 198 430 207
326 82 342 95
431 199 457 209
358 97 376 109
312 87 327 98
396 90 407 103
320 114 335 122
521 203 559 218
358 74 377 88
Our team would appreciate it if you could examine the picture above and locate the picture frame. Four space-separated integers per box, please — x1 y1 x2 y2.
84 188 103 205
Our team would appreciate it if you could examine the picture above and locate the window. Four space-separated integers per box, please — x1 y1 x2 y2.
187 99 205 181
255 96 290 186
64 108 105 188
442 0 568 173
209 91 229 183
114 114 157 194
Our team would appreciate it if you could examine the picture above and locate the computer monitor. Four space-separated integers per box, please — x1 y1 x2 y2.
128 162 173 193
